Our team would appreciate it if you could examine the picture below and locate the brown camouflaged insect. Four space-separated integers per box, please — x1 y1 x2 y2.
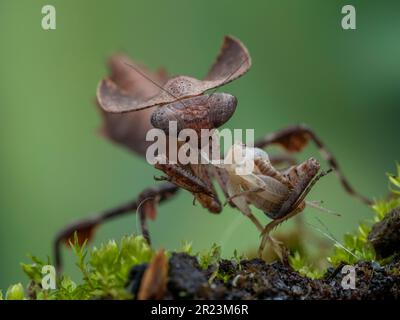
54 36 371 269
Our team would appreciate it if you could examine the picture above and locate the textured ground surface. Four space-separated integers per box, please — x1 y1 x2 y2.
126 207 400 300
161 253 400 300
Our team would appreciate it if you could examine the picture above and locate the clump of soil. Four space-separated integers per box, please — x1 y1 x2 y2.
368 208 400 259
160 253 400 300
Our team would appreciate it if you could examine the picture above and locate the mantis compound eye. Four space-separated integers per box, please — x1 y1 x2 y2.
150 93 237 134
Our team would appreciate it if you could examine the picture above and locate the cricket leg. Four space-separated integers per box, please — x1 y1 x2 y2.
155 162 216 198
54 182 179 272
254 124 372 205
258 204 305 260
225 180 264 232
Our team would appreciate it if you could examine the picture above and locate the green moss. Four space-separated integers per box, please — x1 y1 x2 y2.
198 243 221 270
327 164 400 267
5 283 25 300
178 241 193 255
387 163 400 196
15 235 154 300
289 251 325 279
288 164 400 277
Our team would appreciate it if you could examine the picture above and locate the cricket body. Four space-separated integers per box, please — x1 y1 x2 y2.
54 35 372 271
216 143 330 259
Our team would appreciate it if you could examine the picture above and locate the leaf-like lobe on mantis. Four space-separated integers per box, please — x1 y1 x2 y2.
97 54 168 156
97 36 251 114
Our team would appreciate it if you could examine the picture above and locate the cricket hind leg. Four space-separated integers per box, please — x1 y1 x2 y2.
254 124 372 205
53 183 179 272
258 203 305 261
258 159 332 261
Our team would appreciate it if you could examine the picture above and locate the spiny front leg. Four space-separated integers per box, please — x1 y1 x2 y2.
254 124 372 205
154 163 214 196
155 162 222 213
190 163 223 214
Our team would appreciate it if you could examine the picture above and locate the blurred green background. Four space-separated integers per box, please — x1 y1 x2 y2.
1 0 399 288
